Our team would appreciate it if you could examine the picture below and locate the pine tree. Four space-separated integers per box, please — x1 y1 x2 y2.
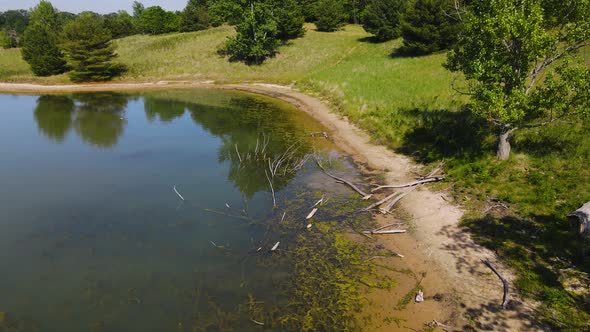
400 0 461 55
61 13 126 82
180 0 210 32
271 0 305 40
21 1 67 76
315 0 347 32
360 0 407 41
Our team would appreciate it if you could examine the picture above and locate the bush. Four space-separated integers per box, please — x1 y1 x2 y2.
104 11 138 39
361 0 407 41
139 6 180 34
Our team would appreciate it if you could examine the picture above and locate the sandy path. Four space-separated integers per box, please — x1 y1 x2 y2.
0 81 545 331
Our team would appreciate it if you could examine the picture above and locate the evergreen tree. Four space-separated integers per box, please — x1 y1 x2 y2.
180 0 210 32
315 0 347 32
21 1 67 76
271 0 305 40
299 0 319 22
223 2 279 64
61 13 126 82
399 0 461 55
360 0 407 41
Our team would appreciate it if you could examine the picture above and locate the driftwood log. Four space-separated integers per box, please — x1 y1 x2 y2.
568 202 590 239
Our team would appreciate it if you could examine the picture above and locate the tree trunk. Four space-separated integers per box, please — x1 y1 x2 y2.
496 130 512 161
568 202 590 239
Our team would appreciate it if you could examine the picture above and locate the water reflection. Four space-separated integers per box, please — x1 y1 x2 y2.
33 92 311 197
33 95 74 142
34 92 128 148
144 97 186 122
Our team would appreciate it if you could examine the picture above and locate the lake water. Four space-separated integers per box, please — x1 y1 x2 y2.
0 90 367 331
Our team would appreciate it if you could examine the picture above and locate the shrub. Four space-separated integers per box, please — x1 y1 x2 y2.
315 0 347 32
361 0 407 41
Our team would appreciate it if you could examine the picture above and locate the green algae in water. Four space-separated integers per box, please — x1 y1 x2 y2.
0 90 391 331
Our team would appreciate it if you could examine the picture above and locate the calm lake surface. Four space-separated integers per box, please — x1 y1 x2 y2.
0 90 365 331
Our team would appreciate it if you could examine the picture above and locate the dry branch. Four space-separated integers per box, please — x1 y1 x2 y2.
173 185 185 201
371 177 444 193
362 230 406 235
380 188 416 214
306 208 318 220
482 259 509 309
271 242 280 251
363 191 401 211
315 158 371 199
372 222 405 233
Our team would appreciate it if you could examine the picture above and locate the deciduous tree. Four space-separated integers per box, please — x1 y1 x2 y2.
223 2 279 64
446 0 590 160
21 1 67 76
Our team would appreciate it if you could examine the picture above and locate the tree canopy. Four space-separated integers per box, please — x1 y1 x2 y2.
21 0 67 76
446 0 590 160
180 0 210 32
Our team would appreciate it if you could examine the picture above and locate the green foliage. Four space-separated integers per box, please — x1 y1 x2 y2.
271 0 306 40
208 0 247 26
21 1 67 77
138 6 180 34
180 0 210 32
399 0 461 55
446 0 590 158
61 13 126 82
104 11 137 39
132 1 145 18
361 0 407 41
315 0 347 32
0 9 29 34
1 30 18 49
300 0 320 22
223 2 279 64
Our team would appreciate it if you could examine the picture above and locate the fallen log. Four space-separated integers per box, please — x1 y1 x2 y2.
371 177 444 193
315 159 372 199
482 259 509 309
568 202 590 239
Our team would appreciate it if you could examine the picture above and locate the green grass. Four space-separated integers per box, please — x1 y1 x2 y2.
1 23 589 329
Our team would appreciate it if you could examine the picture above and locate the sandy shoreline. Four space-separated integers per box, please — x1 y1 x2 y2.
0 81 542 331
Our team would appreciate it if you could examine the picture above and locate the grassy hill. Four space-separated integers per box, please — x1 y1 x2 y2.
1 23 589 329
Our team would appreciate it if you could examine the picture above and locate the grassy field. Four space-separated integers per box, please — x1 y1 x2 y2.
1 23 589 329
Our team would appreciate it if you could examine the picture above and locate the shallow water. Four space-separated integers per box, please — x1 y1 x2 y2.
0 90 364 331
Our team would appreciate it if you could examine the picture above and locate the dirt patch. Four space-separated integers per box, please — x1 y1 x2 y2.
0 81 545 331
